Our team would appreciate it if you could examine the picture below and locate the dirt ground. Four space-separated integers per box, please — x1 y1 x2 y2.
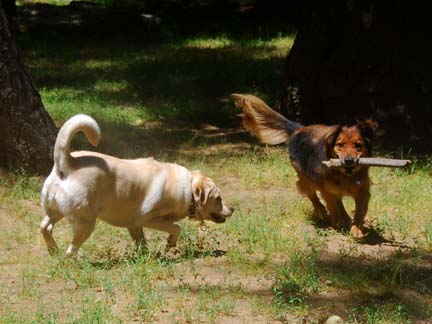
1 202 429 323
1 127 431 323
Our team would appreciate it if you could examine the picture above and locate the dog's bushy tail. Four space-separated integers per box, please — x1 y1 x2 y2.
231 93 302 145
54 114 100 176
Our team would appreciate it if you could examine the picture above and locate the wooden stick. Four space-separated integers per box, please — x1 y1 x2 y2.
322 157 411 168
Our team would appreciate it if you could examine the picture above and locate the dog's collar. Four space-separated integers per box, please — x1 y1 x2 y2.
188 198 207 231
189 197 197 218
188 196 204 221
188 176 204 222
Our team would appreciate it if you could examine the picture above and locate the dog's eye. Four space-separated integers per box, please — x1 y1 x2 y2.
336 142 345 148
354 142 363 149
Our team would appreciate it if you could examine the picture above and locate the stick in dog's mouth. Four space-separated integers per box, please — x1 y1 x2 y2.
321 157 411 168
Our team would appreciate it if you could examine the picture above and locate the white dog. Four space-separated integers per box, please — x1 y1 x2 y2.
40 114 234 256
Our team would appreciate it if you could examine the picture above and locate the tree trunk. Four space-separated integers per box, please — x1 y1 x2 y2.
0 0 16 19
0 7 56 174
279 0 432 149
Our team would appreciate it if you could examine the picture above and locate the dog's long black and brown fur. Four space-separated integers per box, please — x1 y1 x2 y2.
232 94 379 238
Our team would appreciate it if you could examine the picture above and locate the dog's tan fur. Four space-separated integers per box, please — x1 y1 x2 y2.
40 114 234 256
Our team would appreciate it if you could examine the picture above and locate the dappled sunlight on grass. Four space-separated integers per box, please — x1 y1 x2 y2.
179 34 295 50
177 34 295 58
182 35 234 49
42 88 151 127
368 167 432 239
93 79 128 93
266 35 295 49
83 59 117 69
20 30 294 128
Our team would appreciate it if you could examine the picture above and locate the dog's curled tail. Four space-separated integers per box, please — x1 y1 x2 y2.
231 93 302 145
54 114 101 176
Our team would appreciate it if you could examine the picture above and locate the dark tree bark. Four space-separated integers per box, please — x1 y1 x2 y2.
0 7 56 174
279 0 432 149
0 0 16 19
0 0 16 32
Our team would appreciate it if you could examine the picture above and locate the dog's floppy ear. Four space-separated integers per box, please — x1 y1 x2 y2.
325 126 342 156
191 171 211 207
357 119 380 144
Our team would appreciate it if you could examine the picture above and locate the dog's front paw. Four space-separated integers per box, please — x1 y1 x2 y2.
47 245 61 256
164 245 181 259
350 225 365 238
167 234 179 248
313 205 328 221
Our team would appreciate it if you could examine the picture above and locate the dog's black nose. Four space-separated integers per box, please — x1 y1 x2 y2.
344 157 356 166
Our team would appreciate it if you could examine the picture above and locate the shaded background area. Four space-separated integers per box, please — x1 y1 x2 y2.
279 0 432 150
9 0 301 161
7 0 432 156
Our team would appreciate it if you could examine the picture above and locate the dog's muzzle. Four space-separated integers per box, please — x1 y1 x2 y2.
210 213 226 223
211 207 234 223
342 156 358 167
340 157 359 175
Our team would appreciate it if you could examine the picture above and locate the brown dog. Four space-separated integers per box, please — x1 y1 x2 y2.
232 94 378 237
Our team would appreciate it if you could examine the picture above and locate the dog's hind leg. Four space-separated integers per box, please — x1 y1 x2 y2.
308 193 328 221
40 213 64 255
336 199 351 230
321 192 348 230
128 226 147 253
296 178 327 220
66 218 96 257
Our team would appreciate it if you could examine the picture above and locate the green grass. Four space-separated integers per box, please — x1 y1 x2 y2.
19 28 292 129
1 9 432 324
2 156 432 323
